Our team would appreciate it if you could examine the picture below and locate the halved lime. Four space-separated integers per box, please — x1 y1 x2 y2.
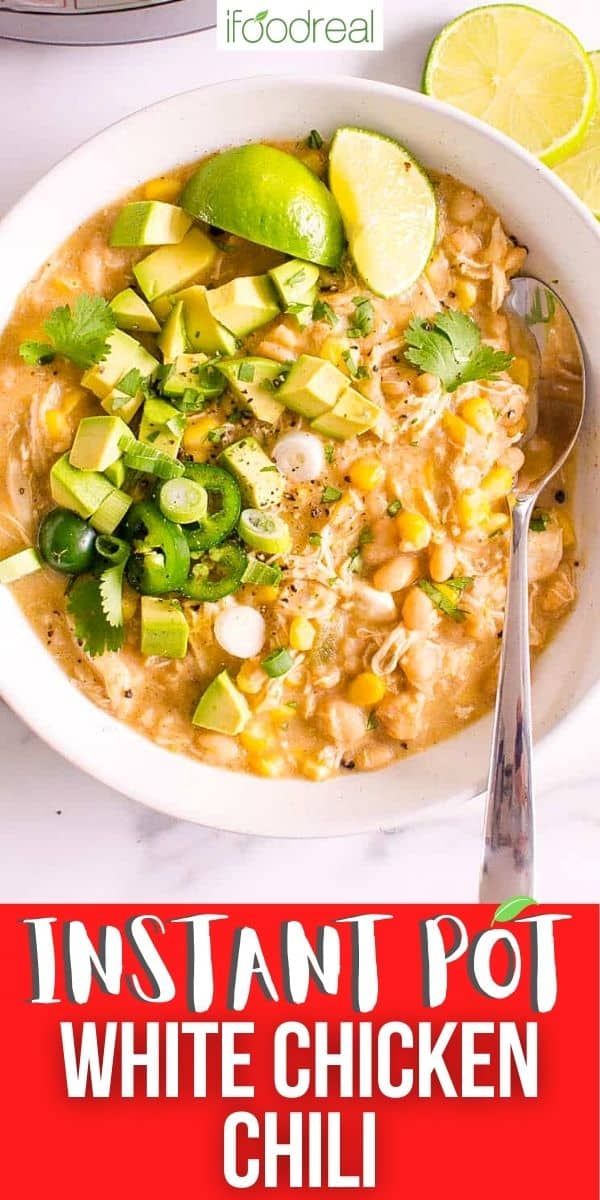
181 144 344 268
423 5 597 166
555 51 600 218
328 127 437 298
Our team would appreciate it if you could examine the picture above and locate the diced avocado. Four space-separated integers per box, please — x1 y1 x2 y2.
207 274 280 337
217 357 285 425
90 488 132 535
0 547 42 585
151 295 174 324
192 669 251 735
50 456 115 520
175 285 237 356
110 288 160 333
139 397 185 458
69 415 134 473
268 259 320 306
110 201 192 248
311 387 380 440
134 228 217 302
81 330 158 400
218 436 284 509
104 457 127 489
278 354 346 419
102 388 145 425
141 596 189 659
157 300 188 363
162 353 226 401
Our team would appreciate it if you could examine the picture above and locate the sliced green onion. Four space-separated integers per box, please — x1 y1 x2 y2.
239 509 291 555
159 477 208 525
242 558 283 587
321 485 342 505
262 647 293 678
387 499 402 516
124 440 184 481
95 535 130 565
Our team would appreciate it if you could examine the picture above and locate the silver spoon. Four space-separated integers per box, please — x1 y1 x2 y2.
479 277 586 903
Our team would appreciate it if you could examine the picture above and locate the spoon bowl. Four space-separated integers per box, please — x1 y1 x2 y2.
479 277 586 902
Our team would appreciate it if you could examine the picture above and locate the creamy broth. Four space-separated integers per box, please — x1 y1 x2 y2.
0 139 578 781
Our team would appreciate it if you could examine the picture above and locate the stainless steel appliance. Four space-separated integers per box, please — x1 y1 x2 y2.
0 0 215 44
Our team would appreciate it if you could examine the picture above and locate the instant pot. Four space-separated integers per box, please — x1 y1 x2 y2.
0 0 215 44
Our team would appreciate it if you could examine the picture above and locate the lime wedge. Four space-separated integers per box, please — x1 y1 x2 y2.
423 5 597 166
181 144 344 268
555 51 600 217
328 127 437 298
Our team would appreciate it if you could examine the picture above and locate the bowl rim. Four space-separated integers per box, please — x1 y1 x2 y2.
0 72 598 836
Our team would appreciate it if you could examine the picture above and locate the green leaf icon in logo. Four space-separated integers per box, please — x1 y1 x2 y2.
491 896 537 925
256 9 268 18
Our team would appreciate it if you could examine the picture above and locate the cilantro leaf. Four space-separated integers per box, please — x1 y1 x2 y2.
313 299 338 327
530 508 551 532
42 295 117 369
19 341 56 366
404 312 513 392
348 296 375 338
99 563 127 629
67 575 125 656
417 576 473 621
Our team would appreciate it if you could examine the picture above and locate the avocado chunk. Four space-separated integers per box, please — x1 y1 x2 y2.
104 457 127 489
157 300 188 362
162 353 226 402
175 285 238 356
141 596 189 659
278 354 346 419
110 201 192 248
102 388 145 425
139 397 185 459
81 330 158 400
311 387 380 440
218 437 284 509
268 259 319 307
69 415 134 473
110 288 160 333
192 669 251 735
207 274 280 337
90 487 132 535
217 357 285 425
134 228 217 302
50 455 115 520
0 547 42 585
151 295 175 324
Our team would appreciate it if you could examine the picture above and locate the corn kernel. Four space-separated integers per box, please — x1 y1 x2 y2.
455 489 490 529
240 727 270 756
300 757 331 782
555 508 575 548
60 388 85 416
270 705 296 727
455 279 478 312
347 672 386 707
442 410 469 447
319 336 350 368
485 511 510 534
395 509 431 552
53 275 79 295
509 356 531 389
252 755 286 778
255 585 280 605
459 396 495 436
349 456 385 492
481 464 514 500
236 661 264 696
507 415 528 439
122 586 139 623
289 616 315 652
44 410 69 441
182 415 219 461
143 176 181 202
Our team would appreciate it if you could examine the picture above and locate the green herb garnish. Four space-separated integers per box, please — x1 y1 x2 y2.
366 711 379 732
404 311 513 392
313 299 338 327
67 574 125 657
417 576 473 622
348 296 375 338
321 485 342 504
116 367 143 398
19 294 116 370
324 443 335 464
308 532 322 546
307 129 324 150
530 509 551 532
387 500 402 517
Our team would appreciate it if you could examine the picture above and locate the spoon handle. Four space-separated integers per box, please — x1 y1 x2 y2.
480 497 536 902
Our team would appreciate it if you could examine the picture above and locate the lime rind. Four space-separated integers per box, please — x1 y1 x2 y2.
181 143 344 269
422 4 597 168
328 126 437 299
555 50 600 219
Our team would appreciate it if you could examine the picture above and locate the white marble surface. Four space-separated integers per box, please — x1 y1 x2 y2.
0 0 598 900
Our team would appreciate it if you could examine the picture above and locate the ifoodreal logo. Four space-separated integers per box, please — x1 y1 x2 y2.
217 1 384 52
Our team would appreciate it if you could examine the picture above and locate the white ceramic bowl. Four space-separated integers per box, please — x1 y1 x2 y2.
0 76 598 835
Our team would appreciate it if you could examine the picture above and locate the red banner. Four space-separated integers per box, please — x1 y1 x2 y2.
0 905 597 1197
